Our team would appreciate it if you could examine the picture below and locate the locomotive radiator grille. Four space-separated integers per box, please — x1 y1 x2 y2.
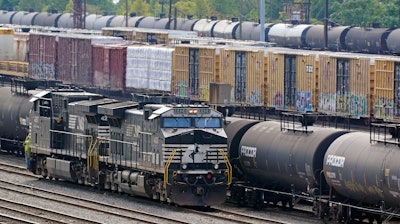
163 144 228 164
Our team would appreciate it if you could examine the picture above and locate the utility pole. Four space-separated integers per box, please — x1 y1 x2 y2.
259 0 265 42
83 0 86 29
125 0 128 27
73 0 83 28
324 0 328 50
168 0 172 29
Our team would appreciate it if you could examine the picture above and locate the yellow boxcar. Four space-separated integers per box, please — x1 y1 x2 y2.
172 44 220 102
374 57 400 121
318 53 371 118
266 48 318 112
218 46 265 106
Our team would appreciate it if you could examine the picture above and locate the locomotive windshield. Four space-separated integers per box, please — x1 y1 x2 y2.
162 117 221 128
163 117 191 128
194 117 221 128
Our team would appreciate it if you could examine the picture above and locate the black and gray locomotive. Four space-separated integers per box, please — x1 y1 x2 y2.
28 88 231 206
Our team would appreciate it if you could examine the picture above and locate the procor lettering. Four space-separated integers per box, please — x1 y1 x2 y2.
326 155 345 168
241 145 257 158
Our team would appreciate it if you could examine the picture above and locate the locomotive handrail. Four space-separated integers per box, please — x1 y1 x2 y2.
218 149 232 186
87 136 95 169
88 137 100 172
164 149 177 187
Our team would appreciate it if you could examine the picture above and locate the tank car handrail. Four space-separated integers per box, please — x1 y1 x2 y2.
218 148 232 186
163 149 177 187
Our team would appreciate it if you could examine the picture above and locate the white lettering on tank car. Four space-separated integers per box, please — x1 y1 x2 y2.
326 155 345 168
240 146 257 158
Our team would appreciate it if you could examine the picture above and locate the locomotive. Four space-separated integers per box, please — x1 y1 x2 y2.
225 115 400 223
28 87 231 206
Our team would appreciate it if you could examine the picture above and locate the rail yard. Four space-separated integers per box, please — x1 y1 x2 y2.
0 8 400 224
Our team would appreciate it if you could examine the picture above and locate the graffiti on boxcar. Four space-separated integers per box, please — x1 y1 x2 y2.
273 92 284 109
199 84 209 101
175 81 188 97
319 93 336 113
29 62 55 80
249 89 261 105
336 94 368 118
374 98 394 120
296 91 313 112
349 95 367 118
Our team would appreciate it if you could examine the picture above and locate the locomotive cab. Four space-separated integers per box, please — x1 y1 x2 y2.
157 105 230 206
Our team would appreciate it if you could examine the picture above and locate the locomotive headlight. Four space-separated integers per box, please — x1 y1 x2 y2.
188 109 198 114
214 164 219 170
182 164 187 170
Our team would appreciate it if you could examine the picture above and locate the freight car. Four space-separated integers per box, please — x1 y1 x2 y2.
225 116 400 223
3 9 400 55
0 86 32 154
28 88 231 206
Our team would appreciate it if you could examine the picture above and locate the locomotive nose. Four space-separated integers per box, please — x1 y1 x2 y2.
196 187 205 195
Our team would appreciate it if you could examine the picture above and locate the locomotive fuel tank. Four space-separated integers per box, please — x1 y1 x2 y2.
238 121 348 193
323 132 400 208
0 87 32 143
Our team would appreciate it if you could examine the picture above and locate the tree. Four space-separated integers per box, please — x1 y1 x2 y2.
330 0 385 27
193 0 212 18
17 0 45 11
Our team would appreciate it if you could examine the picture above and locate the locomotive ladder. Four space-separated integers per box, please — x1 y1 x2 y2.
218 149 232 186
163 149 177 187
87 137 100 183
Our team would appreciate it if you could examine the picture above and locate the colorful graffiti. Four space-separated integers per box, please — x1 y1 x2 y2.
374 98 395 120
174 81 188 97
296 91 313 112
199 84 209 101
28 62 56 80
320 93 367 117
319 93 336 113
273 92 284 109
336 94 367 117
249 89 262 105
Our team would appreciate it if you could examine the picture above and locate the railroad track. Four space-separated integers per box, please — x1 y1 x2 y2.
0 197 102 224
188 207 288 224
0 160 321 224
0 180 188 224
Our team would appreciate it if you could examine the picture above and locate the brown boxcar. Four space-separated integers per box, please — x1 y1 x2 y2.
374 57 400 121
28 33 58 80
92 43 127 91
57 34 122 86
318 53 372 118
266 48 318 112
